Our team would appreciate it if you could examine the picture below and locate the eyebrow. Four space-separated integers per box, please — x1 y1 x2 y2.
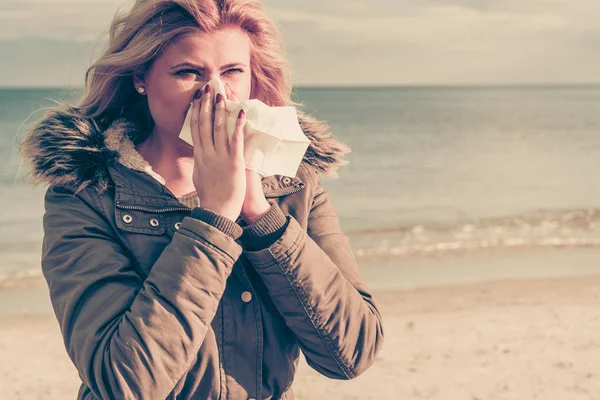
170 62 248 70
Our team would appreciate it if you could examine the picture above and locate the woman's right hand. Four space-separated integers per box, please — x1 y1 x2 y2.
191 85 247 222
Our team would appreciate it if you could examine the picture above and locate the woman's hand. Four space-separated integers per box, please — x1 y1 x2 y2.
224 83 271 225
191 85 247 222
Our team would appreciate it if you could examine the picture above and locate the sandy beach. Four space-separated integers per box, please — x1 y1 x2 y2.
5 82 600 399
2 274 600 399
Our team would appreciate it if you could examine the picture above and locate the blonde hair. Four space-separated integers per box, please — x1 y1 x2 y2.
27 0 310 136
19 0 346 190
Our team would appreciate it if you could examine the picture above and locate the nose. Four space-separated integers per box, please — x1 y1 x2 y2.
192 74 220 98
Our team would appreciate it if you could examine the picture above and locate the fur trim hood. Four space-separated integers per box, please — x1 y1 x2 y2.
19 111 351 194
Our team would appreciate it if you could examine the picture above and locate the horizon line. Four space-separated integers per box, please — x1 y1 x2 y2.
1 82 600 90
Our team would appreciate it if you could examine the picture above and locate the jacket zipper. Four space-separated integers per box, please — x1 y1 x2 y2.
116 203 191 213
265 185 305 198
116 185 305 212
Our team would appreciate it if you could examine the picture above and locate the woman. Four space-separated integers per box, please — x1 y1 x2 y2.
20 0 384 399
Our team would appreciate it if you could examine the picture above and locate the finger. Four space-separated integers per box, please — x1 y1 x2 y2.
230 109 246 160
213 92 228 152
190 90 203 148
199 84 215 152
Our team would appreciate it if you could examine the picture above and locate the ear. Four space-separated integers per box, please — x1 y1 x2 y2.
132 71 146 89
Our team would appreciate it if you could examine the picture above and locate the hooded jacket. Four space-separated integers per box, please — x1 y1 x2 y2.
20 111 385 400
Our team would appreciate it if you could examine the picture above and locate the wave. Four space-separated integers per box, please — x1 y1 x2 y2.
2 208 600 286
348 208 600 259
353 237 600 259
0 268 43 289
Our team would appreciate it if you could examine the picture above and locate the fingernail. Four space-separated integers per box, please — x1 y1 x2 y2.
194 90 202 99
238 109 245 119
204 84 211 94
215 93 223 103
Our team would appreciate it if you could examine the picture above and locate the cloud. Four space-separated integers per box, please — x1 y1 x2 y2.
267 1 591 47
0 0 599 85
265 0 600 84
0 0 131 41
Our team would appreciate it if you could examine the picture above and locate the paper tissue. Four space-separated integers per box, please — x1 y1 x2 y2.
179 78 310 178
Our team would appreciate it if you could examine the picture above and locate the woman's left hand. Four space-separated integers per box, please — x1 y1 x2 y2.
224 84 271 225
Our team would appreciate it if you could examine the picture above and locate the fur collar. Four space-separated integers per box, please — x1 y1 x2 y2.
19 112 351 194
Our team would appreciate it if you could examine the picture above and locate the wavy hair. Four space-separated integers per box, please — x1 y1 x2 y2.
82 0 294 131
19 0 348 190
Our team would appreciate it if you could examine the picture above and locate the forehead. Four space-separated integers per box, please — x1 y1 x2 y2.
160 26 251 65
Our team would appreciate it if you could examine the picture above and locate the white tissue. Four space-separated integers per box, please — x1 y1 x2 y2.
179 78 310 178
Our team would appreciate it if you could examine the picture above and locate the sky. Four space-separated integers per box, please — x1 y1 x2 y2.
1 0 599 87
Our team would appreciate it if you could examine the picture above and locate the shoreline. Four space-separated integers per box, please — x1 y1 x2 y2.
2 244 600 318
2 274 600 399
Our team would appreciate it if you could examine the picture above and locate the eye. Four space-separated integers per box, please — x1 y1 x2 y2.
175 69 201 77
224 68 244 75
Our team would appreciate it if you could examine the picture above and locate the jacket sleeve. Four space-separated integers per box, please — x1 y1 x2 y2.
243 173 385 380
41 185 242 399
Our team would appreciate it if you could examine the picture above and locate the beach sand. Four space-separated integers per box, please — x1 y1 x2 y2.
1 275 600 400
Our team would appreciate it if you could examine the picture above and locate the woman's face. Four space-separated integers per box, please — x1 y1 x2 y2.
135 25 252 140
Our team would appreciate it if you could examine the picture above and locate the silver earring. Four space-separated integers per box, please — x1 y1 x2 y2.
136 86 146 95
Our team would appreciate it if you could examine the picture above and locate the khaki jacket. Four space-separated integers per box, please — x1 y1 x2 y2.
20 113 384 399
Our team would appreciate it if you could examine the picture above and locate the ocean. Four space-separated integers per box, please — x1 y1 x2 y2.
2 86 600 290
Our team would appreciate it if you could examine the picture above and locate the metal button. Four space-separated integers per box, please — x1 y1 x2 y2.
149 218 160 227
248 398 256 400
122 214 133 224
241 291 252 303
174 222 181 230
282 177 291 184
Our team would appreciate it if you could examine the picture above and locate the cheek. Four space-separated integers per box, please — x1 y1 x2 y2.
223 74 252 101
146 78 194 130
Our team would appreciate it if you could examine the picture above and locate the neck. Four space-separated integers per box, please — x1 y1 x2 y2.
137 127 196 196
